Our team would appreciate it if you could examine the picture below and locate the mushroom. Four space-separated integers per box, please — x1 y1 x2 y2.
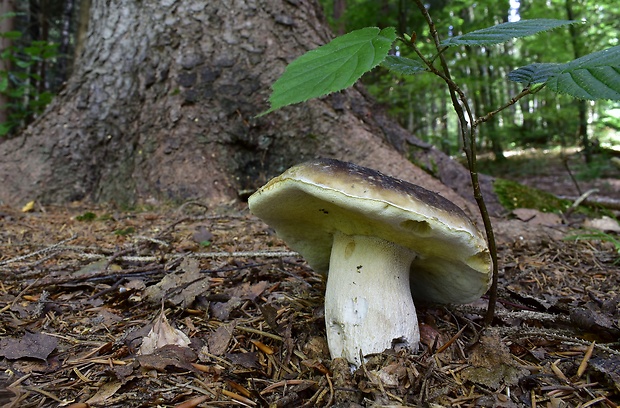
248 158 492 366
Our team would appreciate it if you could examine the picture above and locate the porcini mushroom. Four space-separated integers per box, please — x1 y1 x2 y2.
248 159 492 366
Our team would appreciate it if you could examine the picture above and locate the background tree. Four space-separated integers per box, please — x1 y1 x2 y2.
0 0 492 215
325 0 619 160
0 0 14 126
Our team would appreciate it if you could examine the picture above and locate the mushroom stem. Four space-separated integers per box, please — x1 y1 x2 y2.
324 231 420 367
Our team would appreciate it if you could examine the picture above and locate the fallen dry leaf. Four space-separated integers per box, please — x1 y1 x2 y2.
583 216 620 232
85 379 123 405
0 332 58 360
207 321 236 356
512 208 562 226
137 344 197 372
139 309 191 355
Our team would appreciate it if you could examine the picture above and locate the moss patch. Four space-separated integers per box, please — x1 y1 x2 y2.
493 178 571 213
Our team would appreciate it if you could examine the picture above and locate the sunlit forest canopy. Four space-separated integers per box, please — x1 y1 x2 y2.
320 0 620 159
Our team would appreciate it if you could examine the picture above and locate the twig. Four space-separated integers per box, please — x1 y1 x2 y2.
475 87 533 125
28 263 165 288
0 234 77 266
497 326 620 356
564 188 599 217
3 247 299 270
411 0 499 326
562 155 583 196
235 325 284 342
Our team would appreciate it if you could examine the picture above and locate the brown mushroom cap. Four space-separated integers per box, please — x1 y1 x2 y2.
249 158 492 304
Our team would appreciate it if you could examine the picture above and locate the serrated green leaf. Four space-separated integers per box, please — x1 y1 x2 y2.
381 55 427 75
546 46 620 100
260 27 397 116
441 19 577 47
508 63 561 85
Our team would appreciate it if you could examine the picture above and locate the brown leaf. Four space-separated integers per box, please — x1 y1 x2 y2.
461 330 528 388
192 225 214 244
583 216 620 232
589 355 620 392
137 345 198 372
570 302 620 341
512 208 562 226
208 321 236 356
144 258 205 307
0 332 58 360
139 310 191 355
210 297 243 321
225 352 260 368
227 280 269 301
85 380 123 405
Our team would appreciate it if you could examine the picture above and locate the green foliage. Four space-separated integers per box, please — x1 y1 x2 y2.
114 227 135 236
0 22 59 137
493 178 571 212
260 27 397 115
511 46 620 100
75 212 97 222
317 0 619 153
440 19 578 47
572 152 619 180
546 46 620 100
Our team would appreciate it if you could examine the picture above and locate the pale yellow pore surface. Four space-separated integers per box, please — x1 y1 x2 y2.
249 159 492 304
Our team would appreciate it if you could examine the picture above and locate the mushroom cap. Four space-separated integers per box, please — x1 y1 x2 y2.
248 158 492 304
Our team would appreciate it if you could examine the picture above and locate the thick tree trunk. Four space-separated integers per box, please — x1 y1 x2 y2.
0 0 499 217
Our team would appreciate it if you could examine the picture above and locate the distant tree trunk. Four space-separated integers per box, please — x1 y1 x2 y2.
0 0 500 216
565 0 590 162
73 0 89 66
483 49 505 161
0 0 15 126
57 0 76 84
31 0 50 95
332 0 346 35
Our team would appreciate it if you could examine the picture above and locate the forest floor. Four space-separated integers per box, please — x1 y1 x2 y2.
1 149 620 408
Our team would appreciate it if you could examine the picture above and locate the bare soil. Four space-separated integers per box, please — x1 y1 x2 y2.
1 153 619 407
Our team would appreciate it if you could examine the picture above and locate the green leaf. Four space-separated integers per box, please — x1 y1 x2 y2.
441 19 578 47
508 63 561 85
546 46 620 100
0 30 22 40
0 122 12 136
260 27 397 116
0 76 8 92
15 60 32 69
0 12 25 21
381 55 427 75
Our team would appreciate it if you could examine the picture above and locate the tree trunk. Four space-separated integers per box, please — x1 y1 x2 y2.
0 0 15 126
0 0 500 217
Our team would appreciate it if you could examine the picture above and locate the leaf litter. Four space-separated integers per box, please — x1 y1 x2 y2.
0 201 619 407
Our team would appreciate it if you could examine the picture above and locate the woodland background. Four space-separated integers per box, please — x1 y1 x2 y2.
2 0 619 161
1 1 620 407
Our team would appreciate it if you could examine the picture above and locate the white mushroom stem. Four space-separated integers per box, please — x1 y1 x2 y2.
324 231 420 367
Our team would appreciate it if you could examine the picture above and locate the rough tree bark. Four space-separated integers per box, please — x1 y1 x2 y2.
0 0 499 216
